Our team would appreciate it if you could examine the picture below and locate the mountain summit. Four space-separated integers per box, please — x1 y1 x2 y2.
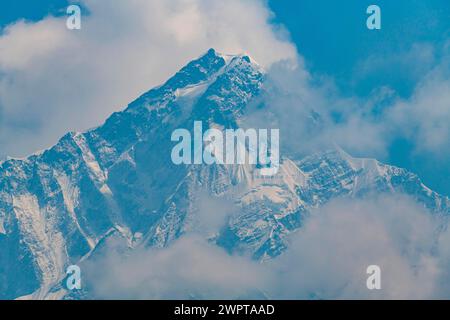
0 49 448 299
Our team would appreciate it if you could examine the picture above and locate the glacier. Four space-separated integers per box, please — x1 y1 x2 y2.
0 48 448 299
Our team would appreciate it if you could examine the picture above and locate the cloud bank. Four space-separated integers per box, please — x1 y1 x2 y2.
83 235 272 299
84 194 450 299
270 195 442 299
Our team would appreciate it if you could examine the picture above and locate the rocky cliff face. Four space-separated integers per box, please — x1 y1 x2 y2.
0 49 448 299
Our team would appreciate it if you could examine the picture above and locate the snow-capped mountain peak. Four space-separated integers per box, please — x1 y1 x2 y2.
0 50 447 299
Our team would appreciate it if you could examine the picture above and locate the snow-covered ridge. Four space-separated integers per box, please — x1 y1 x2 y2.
0 49 447 299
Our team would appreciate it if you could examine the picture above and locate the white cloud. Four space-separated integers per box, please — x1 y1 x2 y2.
270 195 442 299
244 62 390 158
0 0 297 158
83 235 272 299
0 19 67 69
244 41 450 160
353 43 437 86
388 63 450 156
84 194 450 299
192 190 239 236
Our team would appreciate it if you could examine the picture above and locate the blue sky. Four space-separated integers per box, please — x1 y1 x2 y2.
269 0 450 97
1 0 449 195
0 0 68 27
272 0 449 95
268 0 450 195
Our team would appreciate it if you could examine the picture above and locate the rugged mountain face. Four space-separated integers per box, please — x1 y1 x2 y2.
0 49 448 299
